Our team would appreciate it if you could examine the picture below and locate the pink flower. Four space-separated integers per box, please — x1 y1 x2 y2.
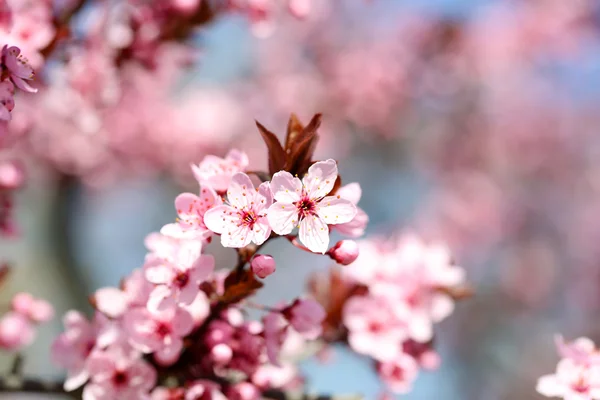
537 358 600 399
327 240 360 265
161 186 221 240
93 269 153 318
556 336 600 365
204 172 272 248
52 311 118 391
344 235 465 343
334 183 369 238
192 149 249 193
251 254 276 278
343 295 409 362
1 45 37 93
377 354 419 394
83 346 156 400
282 298 325 340
145 241 214 312
267 159 357 254
124 307 194 366
0 311 34 351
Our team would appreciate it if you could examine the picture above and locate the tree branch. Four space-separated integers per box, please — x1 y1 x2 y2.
0 377 361 400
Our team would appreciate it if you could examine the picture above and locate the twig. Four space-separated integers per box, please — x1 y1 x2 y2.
0 377 360 399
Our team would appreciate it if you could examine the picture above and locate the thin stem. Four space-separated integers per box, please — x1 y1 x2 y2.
285 235 314 254
9 354 23 376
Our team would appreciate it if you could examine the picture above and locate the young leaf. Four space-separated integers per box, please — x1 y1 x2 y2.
256 121 286 175
285 113 305 154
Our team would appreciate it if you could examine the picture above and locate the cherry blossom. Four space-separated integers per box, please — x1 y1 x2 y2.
161 186 222 240
537 358 600 400
267 159 357 253
343 295 409 362
377 354 419 394
191 149 249 194
124 307 194 366
1 45 37 92
204 172 273 247
52 311 118 391
83 345 157 400
94 269 153 318
145 241 214 312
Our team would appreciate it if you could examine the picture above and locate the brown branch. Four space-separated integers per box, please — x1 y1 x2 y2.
0 376 360 400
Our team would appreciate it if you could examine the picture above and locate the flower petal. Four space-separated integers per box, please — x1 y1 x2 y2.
299 215 329 254
155 337 183 366
267 203 298 235
12 76 37 93
227 172 255 210
257 181 273 208
250 216 271 245
220 224 253 248
145 264 175 285
303 159 337 199
270 171 302 203
317 197 357 225
204 205 239 235
94 288 128 318
336 182 362 205
335 207 368 238
172 308 194 336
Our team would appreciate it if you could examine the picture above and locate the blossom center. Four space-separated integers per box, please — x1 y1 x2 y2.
156 322 171 338
175 272 189 288
240 210 258 228
112 370 129 387
572 377 589 393
295 197 316 218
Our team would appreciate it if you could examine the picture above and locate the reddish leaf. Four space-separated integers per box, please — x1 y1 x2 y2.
256 121 286 175
285 113 305 154
219 269 264 305
286 114 322 176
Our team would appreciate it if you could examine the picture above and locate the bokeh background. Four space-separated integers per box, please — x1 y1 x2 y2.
2 0 600 398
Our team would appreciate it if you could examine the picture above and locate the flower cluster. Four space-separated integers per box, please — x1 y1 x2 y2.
537 336 600 399
48 116 376 399
0 292 53 351
0 114 468 400
310 233 467 396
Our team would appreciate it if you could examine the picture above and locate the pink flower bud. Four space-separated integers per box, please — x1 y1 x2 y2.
251 255 276 278
0 161 24 190
0 312 34 351
328 240 359 265
227 382 260 400
211 343 233 365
